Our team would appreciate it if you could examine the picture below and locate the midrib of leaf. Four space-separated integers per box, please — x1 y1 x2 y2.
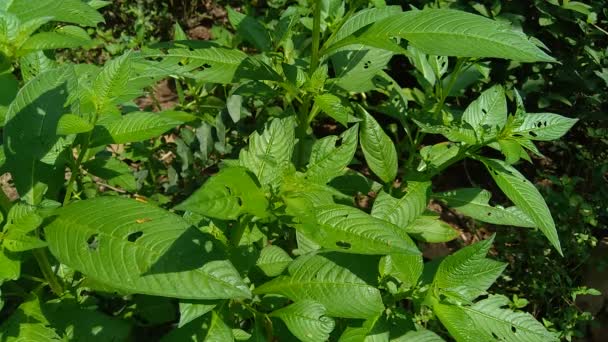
256 127 277 184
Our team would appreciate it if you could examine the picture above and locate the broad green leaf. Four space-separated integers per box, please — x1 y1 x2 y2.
270 301 335 342
362 9 555 62
255 253 384 318
379 254 423 288
19 51 58 81
434 188 535 228
433 302 478 342
296 204 420 255
392 329 445 342
497 139 527 164
433 237 506 301
304 124 358 184
332 46 393 92
0 248 20 282
512 113 578 141
56 114 94 135
463 295 557 341
90 112 183 146
360 108 397 183
371 181 431 228
481 158 561 254
404 213 459 243
0 296 62 341
83 154 137 192
175 167 268 220
178 300 217 328
92 51 133 109
3 66 74 204
461 85 507 141
3 234 46 252
227 7 271 51
239 116 296 188
326 6 403 47
162 311 234 342
45 197 251 300
417 142 462 172
338 315 389 342
44 297 132 342
256 245 293 277
0 72 19 125
142 45 249 84
314 93 351 126
8 0 104 26
19 26 91 52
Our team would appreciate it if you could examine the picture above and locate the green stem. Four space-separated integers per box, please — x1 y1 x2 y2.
310 0 322 75
33 248 63 296
63 136 91 205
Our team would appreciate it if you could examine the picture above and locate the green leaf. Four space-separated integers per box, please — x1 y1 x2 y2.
0 248 21 282
332 47 393 92
433 237 506 301
497 139 526 164
227 7 271 51
481 158 561 254
463 295 557 341
19 26 91 52
178 300 217 328
461 85 507 141
56 114 94 135
296 204 420 255
338 315 389 342
304 124 358 184
417 142 462 172
379 254 423 289
143 45 248 84
326 6 403 47
44 297 132 342
239 116 296 188
434 188 535 228
362 9 555 62
392 329 445 342
255 253 384 318
45 197 251 300
8 0 104 27
0 72 19 125
3 66 74 204
162 311 234 342
512 113 578 141
92 51 133 109
175 167 268 220
371 181 431 228
314 93 352 126
90 112 183 146
404 213 459 243
270 301 335 342
83 154 137 192
433 302 477 342
256 245 293 277
359 108 397 183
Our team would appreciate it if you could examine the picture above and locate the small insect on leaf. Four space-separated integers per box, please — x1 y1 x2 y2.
136 218 152 224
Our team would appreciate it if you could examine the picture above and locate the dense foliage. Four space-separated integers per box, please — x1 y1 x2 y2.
0 0 605 341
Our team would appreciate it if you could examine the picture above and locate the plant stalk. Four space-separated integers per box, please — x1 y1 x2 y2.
33 248 63 296
310 0 322 75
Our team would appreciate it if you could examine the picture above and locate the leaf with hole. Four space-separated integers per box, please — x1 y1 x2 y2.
296 204 420 255
45 197 251 300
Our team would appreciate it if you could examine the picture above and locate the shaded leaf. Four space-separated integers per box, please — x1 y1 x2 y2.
270 301 335 342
